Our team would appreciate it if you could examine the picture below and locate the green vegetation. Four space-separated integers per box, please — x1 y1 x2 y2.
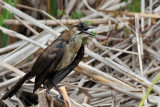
84 21 92 26
124 0 141 12
0 0 18 47
139 72 160 107
49 0 57 17
57 9 66 18
71 10 85 19
0 15 4 26
124 27 132 35
26 57 31 62
57 9 63 17
90 31 96 39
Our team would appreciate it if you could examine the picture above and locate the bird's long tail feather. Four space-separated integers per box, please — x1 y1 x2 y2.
1 71 32 100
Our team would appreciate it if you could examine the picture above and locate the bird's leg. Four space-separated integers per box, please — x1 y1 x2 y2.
52 82 70 107
48 81 64 107
52 83 63 101
44 83 63 107
43 83 51 95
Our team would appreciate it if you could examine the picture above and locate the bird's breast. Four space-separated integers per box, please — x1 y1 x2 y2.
56 38 82 70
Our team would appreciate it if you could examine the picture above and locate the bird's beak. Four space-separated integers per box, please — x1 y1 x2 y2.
82 25 95 36
87 25 95 29
81 30 95 36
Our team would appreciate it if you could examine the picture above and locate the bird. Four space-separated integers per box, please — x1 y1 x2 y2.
1 23 94 102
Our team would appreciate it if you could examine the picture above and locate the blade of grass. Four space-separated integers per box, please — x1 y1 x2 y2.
0 15 3 47
1 0 18 47
1 0 12 47
0 15 4 26
139 72 160 107
10 0 18 19
48 0 57 17
3 0 12 19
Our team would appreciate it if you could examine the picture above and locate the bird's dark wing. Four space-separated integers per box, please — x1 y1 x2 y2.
31 37 67 93
44 44 84 90
51 44 84 84
31 38 66 75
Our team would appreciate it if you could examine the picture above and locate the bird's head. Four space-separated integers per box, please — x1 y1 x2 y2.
70 22 95 37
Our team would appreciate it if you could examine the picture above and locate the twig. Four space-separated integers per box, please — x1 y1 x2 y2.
0 26 45 48
14 15 39 35
98 10 160 19
2 18 130 25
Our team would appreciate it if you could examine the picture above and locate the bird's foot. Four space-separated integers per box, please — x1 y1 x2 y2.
50 93 64 107
45 89 60 102
46 90 69 107
59 94 70 107
58 95 64 107
57 94 70 107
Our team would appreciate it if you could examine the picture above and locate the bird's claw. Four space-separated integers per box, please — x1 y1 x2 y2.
53 94 64 107
58 95 70 107
58 96 64 107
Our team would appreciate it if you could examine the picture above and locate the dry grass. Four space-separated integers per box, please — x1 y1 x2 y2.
0 0 160 106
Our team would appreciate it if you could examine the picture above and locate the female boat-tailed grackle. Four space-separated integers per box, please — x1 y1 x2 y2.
1 23 94 101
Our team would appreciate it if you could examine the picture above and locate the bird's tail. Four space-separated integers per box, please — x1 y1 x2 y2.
1 71 32 100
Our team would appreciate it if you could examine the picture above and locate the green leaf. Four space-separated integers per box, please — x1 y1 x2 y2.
126 0 141 12
57 9 63 17
1 0 12 47
124 27 131 35
3 0 12 19
1 0 18 47
71 10 85 19
139 72 160 107
50 0 57 16
84 21 92 26
10 0 18 19
0 15 4 26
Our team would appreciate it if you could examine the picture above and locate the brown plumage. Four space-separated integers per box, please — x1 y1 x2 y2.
1 22 94 100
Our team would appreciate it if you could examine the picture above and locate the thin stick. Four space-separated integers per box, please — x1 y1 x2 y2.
98 10 160 19
14 15 39 35
0 26 46 49
59 86 71 107
135 14 144 76
3 19 122 25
